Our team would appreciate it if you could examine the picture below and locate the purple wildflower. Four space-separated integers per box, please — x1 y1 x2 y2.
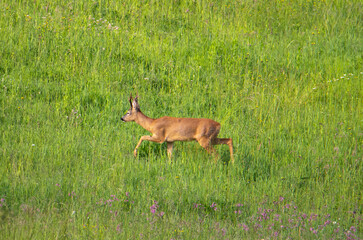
150 205 157 214
210 202 217 211
194 203 202 209
260 210 269 220
68 191 76 198
111 195 119 201
345 230 356 240
283 204 291 209
241 224 249 231
308 213 318 222
324 220 331 226
254 223 262 229
150 201 159 214
116 224 121 233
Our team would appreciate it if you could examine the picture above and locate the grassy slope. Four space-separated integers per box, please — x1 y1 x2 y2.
0 0 362 239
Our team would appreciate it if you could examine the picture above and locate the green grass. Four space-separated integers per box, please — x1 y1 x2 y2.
0 0 362 239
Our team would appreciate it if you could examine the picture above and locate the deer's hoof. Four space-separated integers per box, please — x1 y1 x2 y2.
133 150 137 157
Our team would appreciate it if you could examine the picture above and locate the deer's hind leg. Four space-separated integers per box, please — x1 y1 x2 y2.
167 142 174 159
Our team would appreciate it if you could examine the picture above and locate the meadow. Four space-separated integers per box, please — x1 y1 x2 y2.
0 0 362 239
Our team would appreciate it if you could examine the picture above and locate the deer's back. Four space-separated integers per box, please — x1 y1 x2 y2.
150 116 221 142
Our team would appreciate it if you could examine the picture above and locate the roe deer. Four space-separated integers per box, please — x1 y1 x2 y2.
121 94 234 163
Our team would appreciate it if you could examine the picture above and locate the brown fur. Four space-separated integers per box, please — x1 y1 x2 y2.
121 94 234 163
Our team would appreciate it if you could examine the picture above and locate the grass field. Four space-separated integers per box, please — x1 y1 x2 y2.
0 0 362 239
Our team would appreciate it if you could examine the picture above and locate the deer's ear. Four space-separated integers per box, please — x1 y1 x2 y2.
129 93 133 107
132 96 140 110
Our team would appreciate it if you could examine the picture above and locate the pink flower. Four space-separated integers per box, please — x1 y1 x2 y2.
240 224 249 231
254 223 262 229
324 220 331 226
210 202 217 211
194 203 201 209
283 204 291 209
150 201 159 214
150 205 157 214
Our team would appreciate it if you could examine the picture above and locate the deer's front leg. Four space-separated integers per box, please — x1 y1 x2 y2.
134 135 164 157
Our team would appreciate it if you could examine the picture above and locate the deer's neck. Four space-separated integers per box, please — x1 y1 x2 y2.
135 111 154 132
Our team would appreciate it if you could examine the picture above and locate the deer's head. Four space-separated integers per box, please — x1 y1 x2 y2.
121 93 140 122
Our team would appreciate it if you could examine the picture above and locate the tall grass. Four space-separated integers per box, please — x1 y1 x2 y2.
0 0 362 238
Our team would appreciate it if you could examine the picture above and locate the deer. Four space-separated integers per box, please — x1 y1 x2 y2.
121 94 234 164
